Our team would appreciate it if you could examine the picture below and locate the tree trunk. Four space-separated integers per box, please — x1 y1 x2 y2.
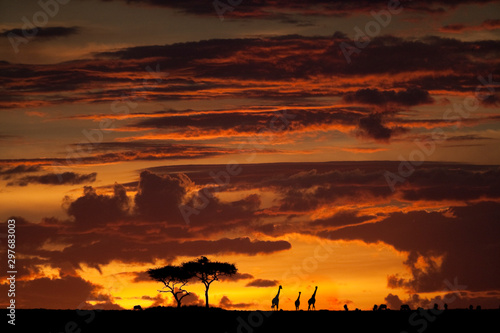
205 287 209 308
174 294 181 308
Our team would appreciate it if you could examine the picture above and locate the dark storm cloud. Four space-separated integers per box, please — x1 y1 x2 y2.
2 26 80 40
385 291 500 310
323 201 500 293
445 134 493 141
272 164 500 211
147 161 399 186
147 161 500 205
42 233 292 269
357 113 408 142
262 165 399 213
66 184 130 226
130 111 277 130
0 143 238 169
311 210 376 228
180 293 205 307
6 171 97 186
332 35 500 75
130 271 151 283
134 171 191 223
480 93 500 106
2 35 499 109
343 88 434 106
182 193 262 234
219 272 254 282
125 107 362 140
441 19 500 32
398 167 500 201
0 275 97 309
246 279 279 287
134 173 256 237
113 0 497 18
0 170 291 276
72 142 240 161
218 295 254 309
0 218 291 279
0 164 42 179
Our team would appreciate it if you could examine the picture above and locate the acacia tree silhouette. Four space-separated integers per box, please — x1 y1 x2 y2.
147 265 193 308
182 256 237 308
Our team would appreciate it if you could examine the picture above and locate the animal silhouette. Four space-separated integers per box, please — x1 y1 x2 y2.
400 304 411 311
344 304 349 311
271 285 282 311
308 286 318 311
133 305 142 311
295 292 301 311
378 304 387 310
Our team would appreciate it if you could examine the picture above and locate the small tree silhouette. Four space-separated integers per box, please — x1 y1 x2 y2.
182 256 237 308
147 265 193 308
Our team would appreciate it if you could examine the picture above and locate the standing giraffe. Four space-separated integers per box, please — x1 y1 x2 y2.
271 285 282 311
308 286 318 311
295 292 301 311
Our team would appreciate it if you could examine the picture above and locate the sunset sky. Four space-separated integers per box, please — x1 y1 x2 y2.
1 0 500 311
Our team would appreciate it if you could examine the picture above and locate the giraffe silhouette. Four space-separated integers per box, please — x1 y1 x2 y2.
295 292 301 311
271 285 282 311
308 286 318 311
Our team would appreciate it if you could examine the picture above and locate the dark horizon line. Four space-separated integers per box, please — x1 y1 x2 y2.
3 307 498 311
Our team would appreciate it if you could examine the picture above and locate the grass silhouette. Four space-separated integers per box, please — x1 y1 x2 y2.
2 307 498 333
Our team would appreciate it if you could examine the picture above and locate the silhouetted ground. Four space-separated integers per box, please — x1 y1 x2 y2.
3 307 499 333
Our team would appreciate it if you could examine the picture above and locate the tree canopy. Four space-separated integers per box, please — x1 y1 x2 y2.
147 256 237 308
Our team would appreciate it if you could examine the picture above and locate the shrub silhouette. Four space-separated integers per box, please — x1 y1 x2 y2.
400 304 411 311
